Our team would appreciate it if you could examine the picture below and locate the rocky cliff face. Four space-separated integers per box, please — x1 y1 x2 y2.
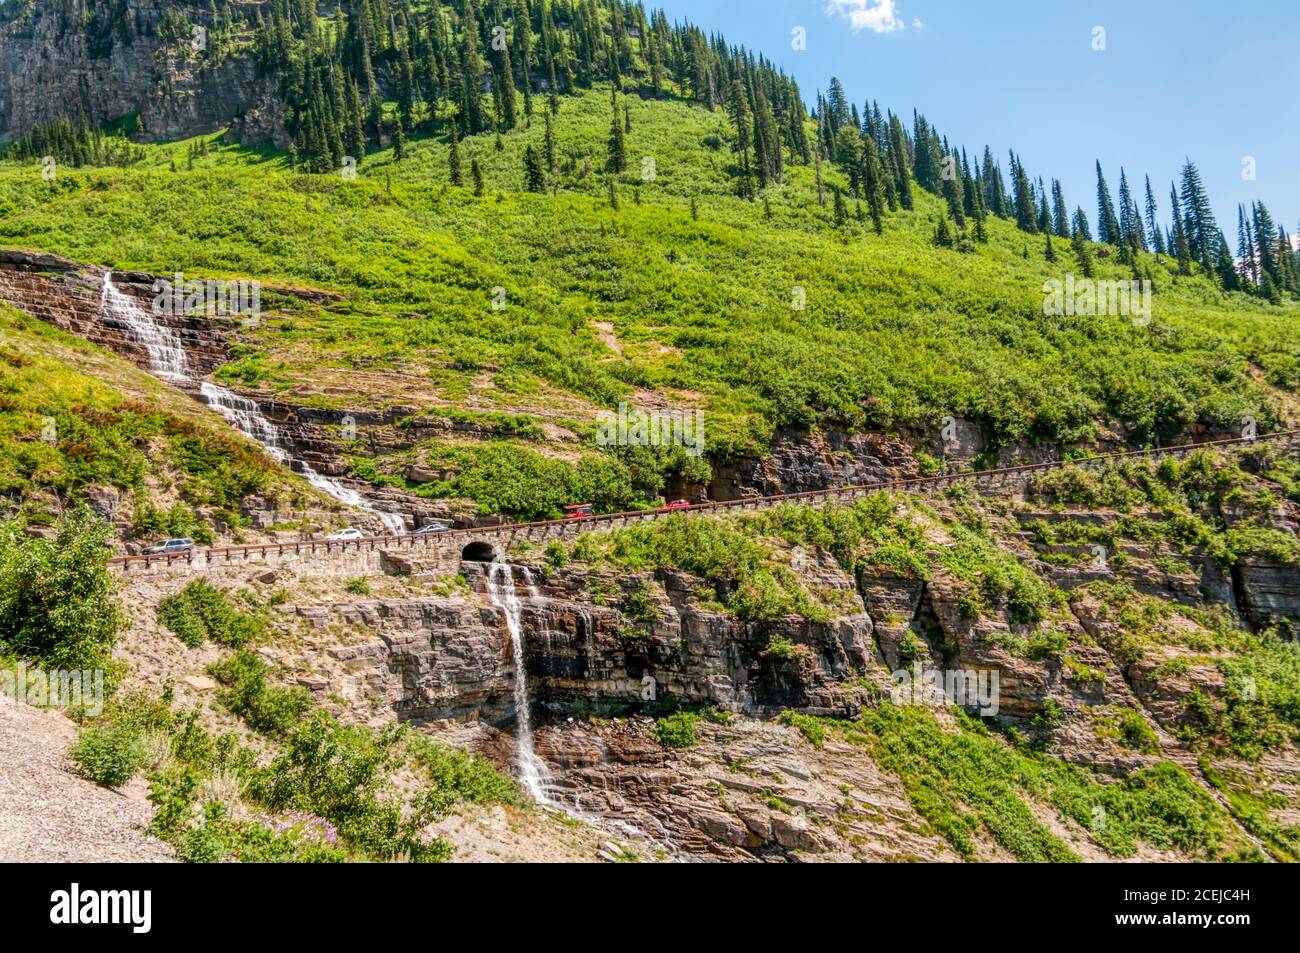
117 447 1300 860
0 1 282 145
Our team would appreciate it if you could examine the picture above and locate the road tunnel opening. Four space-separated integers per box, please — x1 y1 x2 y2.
461 541 498 563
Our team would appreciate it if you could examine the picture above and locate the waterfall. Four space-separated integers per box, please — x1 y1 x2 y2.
487 561 554 804
198 382 288 463
101 273 188 381
100 272 405 534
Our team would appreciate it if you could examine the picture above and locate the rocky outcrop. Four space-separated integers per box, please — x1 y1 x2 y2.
1235 559 1300 638
292 561 879 727
0 249 232 375
709 426 920 499
0 1 284 145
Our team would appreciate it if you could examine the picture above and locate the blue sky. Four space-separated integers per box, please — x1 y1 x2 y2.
653 0 1299 237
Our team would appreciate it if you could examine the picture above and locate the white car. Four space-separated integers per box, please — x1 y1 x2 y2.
324 528 364 541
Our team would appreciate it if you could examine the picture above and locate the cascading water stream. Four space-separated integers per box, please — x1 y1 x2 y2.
101 274 189 381
486 561 554 805
100 272 405 534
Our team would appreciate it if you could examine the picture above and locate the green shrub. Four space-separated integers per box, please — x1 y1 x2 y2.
656 711 699 749
209 650 311 736
345 578 372 596
406 734 523 808
779 710 826 747
620 582 659 622
70 723 146 787
0 506 121 667
158 580 264 649
250 712 452 862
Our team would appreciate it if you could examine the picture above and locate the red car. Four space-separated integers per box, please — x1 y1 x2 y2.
563 504 595 520
661 499 692 511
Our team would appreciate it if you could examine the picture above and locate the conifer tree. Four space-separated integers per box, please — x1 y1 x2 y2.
448 117 463 186
1252 201 1278 285
726 79 754 199
971 185 989 243
1072 207 1093 242
1179 160 1218 274
1144 176 1165 256
833 186 848 228
524 143 545 192
860 134 887 234
941 150 965 227
1095 161 1120 244
1071 225 1094 278
471 157 485 196
1051 180 1070 238
888 115 913 210
1011 155 1037 233
607 89 627 173
1171 182 1191 275
460 0 486 134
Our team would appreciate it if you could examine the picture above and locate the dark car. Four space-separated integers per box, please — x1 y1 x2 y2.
144 538 194 555
412 523 449 535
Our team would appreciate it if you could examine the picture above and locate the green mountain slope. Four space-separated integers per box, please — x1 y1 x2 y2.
1 82 1295 468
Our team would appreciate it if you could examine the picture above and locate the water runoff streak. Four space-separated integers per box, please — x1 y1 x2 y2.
487 561 554 804
101 273 405 534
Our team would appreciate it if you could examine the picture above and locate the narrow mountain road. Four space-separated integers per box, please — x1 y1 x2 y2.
110 429 1300 573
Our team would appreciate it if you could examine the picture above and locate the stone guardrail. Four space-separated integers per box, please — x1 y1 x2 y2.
109 429 1300 573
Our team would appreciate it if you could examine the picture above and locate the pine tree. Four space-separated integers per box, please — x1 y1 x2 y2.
933 213 954 248
1252 201 1279 287
607 175 619 209
607 89 627 173
1045 232 1056 262
471 157 484 196
460 0 486 134
1051 180 1070 238
1144 176 1165 256
941 150 965 227
1011 155 1037 233
448 117 463 186
1171 182 1191 275
860 134 887 235
833 186 848 228
1095 161 1120 244
1072 207 1093 242
524 143 545 192
971 184 989 243
393 114 406 161
1237 205 1257 286
1179 160 1218 274
1071 226 1094 278
888 115 913 210
1117 168 1137 248
726 79 754 199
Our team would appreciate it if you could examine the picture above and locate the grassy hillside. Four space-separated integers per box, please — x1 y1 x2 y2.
0 84 1296 476
0 304 324 539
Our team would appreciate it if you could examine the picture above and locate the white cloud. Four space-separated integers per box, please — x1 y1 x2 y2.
912 17 924 29
825 0 907 34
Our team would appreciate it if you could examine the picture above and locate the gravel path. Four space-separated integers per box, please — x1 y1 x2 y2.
0 699 173 863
